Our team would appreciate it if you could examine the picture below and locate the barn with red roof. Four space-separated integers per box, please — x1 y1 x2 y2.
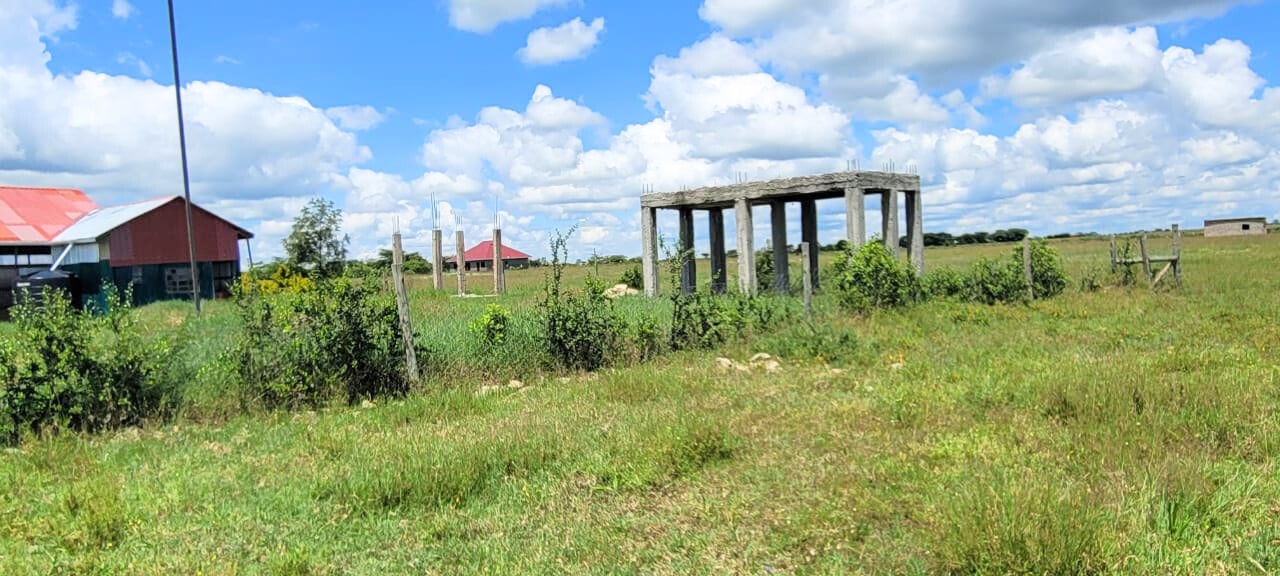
1 186 253 316
444 240 531 272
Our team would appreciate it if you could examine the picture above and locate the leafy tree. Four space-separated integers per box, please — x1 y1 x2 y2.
372 249 432 275
284 198 348 279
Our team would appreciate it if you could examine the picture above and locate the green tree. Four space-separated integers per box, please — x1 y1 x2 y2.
284 198 348 279
372 249 432 275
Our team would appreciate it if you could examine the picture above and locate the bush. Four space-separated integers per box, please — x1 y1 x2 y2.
965 257 1028 305
541 230 627 371
922 267 969 300
1024 239 1068 298
231 271 412 410
469 304 512 348
755 248 775 293
827 242 921 314
0 286 181 443
618 265 643 290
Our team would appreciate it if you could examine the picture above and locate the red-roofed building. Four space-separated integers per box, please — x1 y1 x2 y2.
444 240 531 272
1 186 253 317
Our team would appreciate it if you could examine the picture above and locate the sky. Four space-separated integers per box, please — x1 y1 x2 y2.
1 0 1278 262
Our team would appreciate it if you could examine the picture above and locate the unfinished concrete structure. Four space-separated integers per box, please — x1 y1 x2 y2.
639 171 923 296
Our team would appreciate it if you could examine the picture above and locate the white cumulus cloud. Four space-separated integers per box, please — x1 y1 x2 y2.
518 17 606 66
447 0 571 33
325 105 388 131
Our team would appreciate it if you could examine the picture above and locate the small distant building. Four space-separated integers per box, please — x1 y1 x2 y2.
445 240 531 272
1 186 252 315
1203 217 1268 237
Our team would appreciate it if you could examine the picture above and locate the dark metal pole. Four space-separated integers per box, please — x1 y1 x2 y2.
167 0 201 313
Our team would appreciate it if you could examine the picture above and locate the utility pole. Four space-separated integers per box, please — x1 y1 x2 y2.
167 0 200 313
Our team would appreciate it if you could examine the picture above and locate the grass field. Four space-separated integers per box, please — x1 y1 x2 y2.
2 233 1279 574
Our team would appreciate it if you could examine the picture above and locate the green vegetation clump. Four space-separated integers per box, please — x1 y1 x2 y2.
618 264 643 290
231 272 411 409
827 242 922 313
469 304 512 348
540 231 628 372
0 287 183 443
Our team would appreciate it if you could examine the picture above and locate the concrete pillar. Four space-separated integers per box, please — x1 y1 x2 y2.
771 200 789 294
455 230 466 295
492 228 505 294
678 207 696 294
641 206 659 297
800 198 820 290
845 187 865 248
431 229 444 290
708 208 727 294
881 190 899 257
905 191 924 274
734 198 755 295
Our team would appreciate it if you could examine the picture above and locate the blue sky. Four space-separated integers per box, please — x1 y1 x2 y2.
3 0 1279 261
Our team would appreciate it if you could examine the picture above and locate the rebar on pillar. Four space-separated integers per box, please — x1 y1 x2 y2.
771 200 789 294
641 207 659 297
800 199 820 289
455 230 466 295
845 187 865 248
881 190 899 257
492 228 505 294
734 199 755 295
678 207 696 294
905 191 924 274
431 229 444 290
708 208 727 294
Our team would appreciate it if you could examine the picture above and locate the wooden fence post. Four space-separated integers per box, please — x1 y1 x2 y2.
391 232 419 385
1109 236 1117 273
801 242 813 320
1022 238 1035 301
1171 224 1183 286
1139 234 1152 281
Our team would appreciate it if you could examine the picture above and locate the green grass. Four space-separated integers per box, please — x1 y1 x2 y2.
3 234 1280 574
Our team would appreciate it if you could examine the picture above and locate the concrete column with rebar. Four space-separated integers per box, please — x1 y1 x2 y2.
735 198 755 295
708 208 727 294
641 207 659 297
678 207 696 294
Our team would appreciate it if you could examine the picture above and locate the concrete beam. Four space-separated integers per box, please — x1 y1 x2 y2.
678 207 696 294
641 170 920 209
735 198 755 295
771 200 789 294
845 187 865 248
800 198 820 290
641 206 659 297
882 190 899 258
708 208 727 294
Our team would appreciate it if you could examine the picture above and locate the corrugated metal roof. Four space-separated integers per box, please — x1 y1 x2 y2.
0 186 99 243
446 240 531 263
51 197 177 243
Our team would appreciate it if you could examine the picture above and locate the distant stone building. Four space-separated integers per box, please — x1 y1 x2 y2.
1203 217 1267 237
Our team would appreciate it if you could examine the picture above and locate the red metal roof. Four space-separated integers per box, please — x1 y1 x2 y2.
0 186 99 243
446 240 531 262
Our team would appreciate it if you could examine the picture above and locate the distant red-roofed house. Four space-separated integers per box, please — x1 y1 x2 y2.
444 240 531 272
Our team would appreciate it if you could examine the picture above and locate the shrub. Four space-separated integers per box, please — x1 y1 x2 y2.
827 242 921 313
469 304 512 348
618 265 643 290
541 230 627 371
755 247 775 293
666 243 792 351
1024 239 1068 298
965 256 1028 305
231 271 412 410
922 267 969 300
0 286 181 443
